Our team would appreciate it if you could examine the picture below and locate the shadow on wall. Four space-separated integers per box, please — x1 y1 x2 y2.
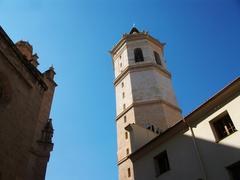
194 134 240 180
133 133 240 180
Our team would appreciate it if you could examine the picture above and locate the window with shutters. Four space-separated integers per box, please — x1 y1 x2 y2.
210 112 237 141
154 150 170 177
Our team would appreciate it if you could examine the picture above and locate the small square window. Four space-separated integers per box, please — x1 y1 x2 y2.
211 112 237 141
154 150 170 177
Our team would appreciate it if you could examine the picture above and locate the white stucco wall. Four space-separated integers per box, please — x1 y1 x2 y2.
134 133 202 180
133 94 240 180
192 95 240 180
131 125 157 152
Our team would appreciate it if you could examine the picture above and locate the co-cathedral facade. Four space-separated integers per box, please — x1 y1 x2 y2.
0 26 56 180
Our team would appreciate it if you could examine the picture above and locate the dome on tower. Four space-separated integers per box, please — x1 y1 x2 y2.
129 27 140 34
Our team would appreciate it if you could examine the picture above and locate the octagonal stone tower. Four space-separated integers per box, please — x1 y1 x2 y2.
110 27 182 180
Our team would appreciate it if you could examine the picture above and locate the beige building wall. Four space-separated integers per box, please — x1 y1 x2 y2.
113 44 128 78
116 108 135 161
119 159 134 180
127 39 155 65
115 74 133 115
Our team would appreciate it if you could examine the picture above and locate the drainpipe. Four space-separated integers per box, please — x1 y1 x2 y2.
183 117 208 180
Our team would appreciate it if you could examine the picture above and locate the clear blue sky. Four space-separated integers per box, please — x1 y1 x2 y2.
1 0 240 179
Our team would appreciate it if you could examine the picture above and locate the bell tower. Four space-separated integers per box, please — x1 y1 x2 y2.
110 27 182 180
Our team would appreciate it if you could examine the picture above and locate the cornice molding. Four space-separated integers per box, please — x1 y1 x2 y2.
114 63 171 86
110 33 165 56
115 99 181 121
117 156 129 166
0 50 34 89
0 26 48 91
129 77 240 162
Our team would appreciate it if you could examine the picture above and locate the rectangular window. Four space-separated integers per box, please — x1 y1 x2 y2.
154 150 170 177
124 116 127 123
122 92 125 98
125 132 128 139
127 168 131 177
227 161 240 180
126 148 129 155
210 112 237 141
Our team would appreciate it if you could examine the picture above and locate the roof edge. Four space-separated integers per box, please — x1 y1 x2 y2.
129 76 240 160
0 26 48 90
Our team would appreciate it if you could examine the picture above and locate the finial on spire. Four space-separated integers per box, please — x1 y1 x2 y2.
44 65 56 80
49 64 54 71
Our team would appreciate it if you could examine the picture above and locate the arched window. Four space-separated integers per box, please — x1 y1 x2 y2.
154 51 162 65
134 48 144 62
